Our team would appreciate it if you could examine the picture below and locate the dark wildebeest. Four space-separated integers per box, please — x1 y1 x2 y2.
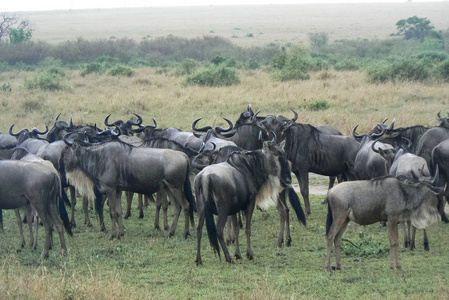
192 118 238 150
194 140 306 265
325 175 441 271
258 120 359 216
60 137 195 239
0 155 72 258
416 112 449 164
192 144 305 247
352 126 394 180
431 138 449 223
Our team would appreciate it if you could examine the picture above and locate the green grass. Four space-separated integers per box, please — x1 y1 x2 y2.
1 192 449 299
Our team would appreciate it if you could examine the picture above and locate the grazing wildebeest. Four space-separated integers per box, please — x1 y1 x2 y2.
325 176 441 271
60 137 195 239
194 140 306 265
416 112 449 164
0 155 72 258
431 138 449 222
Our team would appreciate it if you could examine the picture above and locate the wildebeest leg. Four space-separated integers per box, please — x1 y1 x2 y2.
138 194 144 219
0 209 3 231
82 196 93 227
410 225 417 250
402 221 411 248
328 176 336 190
216 212 233 264
325 211 350 272
166 187 190 238
124 191 133 219
440 187 449 223
48 200 68 256
296 170 311 216
108 190 125 239
15 209 26 248
69 186 77 228
94 187 107 232
32 212 39 250
225 217 235 245
334 220 349 271
230 214 241 260
277 189 291 247
195 202 206 266
23 206 34 247
423 229 429 251
244 200 256 260
154 191 166 230
387 220 401 270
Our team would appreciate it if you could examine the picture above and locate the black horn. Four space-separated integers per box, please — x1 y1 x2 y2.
215 118 233 133
192 118 212 132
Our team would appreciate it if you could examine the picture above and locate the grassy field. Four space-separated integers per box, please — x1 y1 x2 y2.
1 67 449 299
1 3 449 299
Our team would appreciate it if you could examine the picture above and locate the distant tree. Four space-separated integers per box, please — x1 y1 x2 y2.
394 16 441 42
309 32 329 49
0 12 33 43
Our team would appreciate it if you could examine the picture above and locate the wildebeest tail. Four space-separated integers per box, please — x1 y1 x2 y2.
184 169 196 224
325 200 333 236
56 176 73 236
204 180 220 258
288 187 306 226
61 188 71 207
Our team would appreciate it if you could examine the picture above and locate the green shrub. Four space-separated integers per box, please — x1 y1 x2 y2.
333 58 362 71
299 99 331 111
175 58 200 75
81 62 104 76
107 65 135 77
438 60 449 81
414 50 448 62
366 57 431 83
342 232 389 258
24 70 65 91
185 65 240 87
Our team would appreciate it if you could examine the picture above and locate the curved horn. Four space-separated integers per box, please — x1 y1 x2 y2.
352 125 363 139
127 113 143 126
290 109 298 122
438 111 442 120
401 137 412 149
104 114 114 127
382 118 388 124
250 111 260 122
55 113 61 121
430 165 439 186
215 118 233 133
69 115 74 129
32 126 49 135
9 124 24 137
270 130 276 142
371 140 380 153
387 118 395 131
192 118 212 132
247 104 254 115
199 142 206 153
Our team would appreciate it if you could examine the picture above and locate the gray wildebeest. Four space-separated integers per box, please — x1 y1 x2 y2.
325 176 441 271
194 140 306 265
0 155 72 258
60 137 195 239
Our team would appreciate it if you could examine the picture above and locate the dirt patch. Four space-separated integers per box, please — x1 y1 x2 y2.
292 183 328 196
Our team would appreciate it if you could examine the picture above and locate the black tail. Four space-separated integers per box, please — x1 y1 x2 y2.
325 200 333 236
56 175 73 237
61 188 72 207
288 187 306 226
204 180 220 258
94 186 105 219
184 170 196 225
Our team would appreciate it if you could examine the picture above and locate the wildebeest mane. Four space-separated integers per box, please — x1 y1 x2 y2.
388 125 428 150
226 150 268 187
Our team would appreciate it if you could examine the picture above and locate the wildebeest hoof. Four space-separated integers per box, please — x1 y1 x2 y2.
235 253 242 260
154 225 161 230
247 252 254 260
184 232 190 239
287 238 292 247
195 259 202 266
169 232 175 238
424 243 430 251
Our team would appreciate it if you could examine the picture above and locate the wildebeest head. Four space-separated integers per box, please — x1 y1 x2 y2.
262 140 291 188
437 112 449 128
257 109 298 143
104 113 143 136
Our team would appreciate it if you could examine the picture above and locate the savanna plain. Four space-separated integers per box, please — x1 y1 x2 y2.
1 3 449 299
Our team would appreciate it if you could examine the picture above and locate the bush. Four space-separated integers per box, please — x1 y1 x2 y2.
438 60 449 81
107 65 135 77
25 70 65 91
175 58 200 75
333 58 362 71
81 62 104 76
185 65 240 87
299 99 331 111
366 57 431 83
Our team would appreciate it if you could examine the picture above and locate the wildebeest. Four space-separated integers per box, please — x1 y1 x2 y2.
374 140 436 250
416 112 449 164
0 155 72 258
431 138 449 222
259 120 359 215
194 140 306 265
325 176 441 271
60 137 195 239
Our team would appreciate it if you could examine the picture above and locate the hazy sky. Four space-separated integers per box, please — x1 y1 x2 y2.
1 0 442 12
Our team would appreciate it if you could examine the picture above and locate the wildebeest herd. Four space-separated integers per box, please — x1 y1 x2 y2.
0 104 448 271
